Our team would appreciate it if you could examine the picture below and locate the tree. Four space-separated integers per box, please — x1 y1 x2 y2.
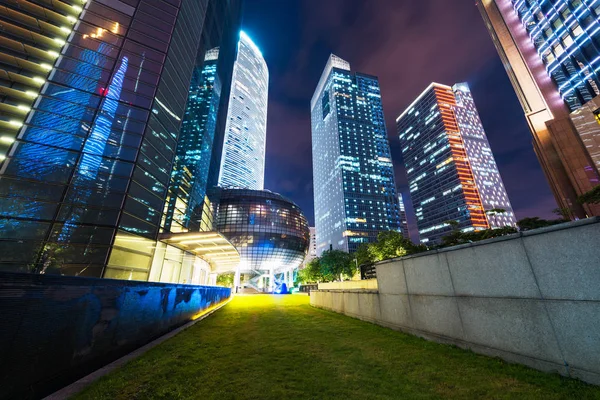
367 231 409 261
485 208 506 215
354 243 374 267
301 258 326 283
320 250 355 281
516 217 565 231
217 273 234 287
552 207 574 220
578 184 600 205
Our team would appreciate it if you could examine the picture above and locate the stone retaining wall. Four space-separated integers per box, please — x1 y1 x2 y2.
311 218 600 385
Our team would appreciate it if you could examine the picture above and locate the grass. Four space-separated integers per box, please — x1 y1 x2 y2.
74 295 600 400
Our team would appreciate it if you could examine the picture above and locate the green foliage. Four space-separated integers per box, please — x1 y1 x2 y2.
485 208 507 214
442 226 518 247
517 217 567 231
299 232 427 282
367 231 409 261
578 184 600 205
217 273 234 287
552 207 574 220
297 258 325 284
354 243 373 267
320 249 356 281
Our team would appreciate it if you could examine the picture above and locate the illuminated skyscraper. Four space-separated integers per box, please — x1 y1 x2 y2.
311 55 402 255
478 0 600 218
0 0 243 281
397 83 516 245
398 194 410 238
218 31 268 190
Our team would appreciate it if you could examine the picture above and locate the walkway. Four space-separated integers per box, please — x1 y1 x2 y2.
75 295 599 399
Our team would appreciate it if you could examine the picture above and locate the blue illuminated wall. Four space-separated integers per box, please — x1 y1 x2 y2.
0 272 231 399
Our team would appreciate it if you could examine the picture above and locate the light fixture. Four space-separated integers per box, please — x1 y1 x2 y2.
17 105 31 112
66 16 77 23
9 120 23 128
25 91 38 98
0 136 15 144
32 77 45 84
60 27 71 34
47 50 59 58
53 38 66 46
40 63 53 70
72 5 83 12
0 155 6 161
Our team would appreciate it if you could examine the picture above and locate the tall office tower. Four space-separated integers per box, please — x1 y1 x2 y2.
164 0 243 234
397 83 516 245
301 227 317 268
0 0 243 280
218 31 268 190
398 194 410 238
311 54 402 255
478 0 600 218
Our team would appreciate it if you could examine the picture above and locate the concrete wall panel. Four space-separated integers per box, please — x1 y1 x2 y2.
310 218 600 385
446 239 539 298
404 253 454 296
523 223 600 300
458 297 563 364
376 262 407 295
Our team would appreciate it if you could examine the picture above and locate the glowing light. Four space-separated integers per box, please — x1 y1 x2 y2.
72 5 83 12
25 91 38 98
66 16 77 23
9 120 23 128
60 26 71 33
40 63 53 70
0 136 15 144
32 77 45 84
53 38 66 46
17 105 31 112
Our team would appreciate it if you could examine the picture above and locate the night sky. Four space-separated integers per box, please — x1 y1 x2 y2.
242 0 557 240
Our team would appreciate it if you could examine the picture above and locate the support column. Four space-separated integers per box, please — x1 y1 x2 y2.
208 273 218 286
234 267 241 294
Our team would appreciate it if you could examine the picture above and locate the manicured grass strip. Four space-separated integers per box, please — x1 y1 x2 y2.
73 295 600 400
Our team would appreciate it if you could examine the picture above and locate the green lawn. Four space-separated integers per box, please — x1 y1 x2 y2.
74 295 600 400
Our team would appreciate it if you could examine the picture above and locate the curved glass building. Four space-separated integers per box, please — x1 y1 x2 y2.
218 31 269 190
213 188 310 290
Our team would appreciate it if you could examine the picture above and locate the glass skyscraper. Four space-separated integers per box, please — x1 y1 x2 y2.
398 194 410 238
218 31 268 190
397 83 516 245
0 0 243 281
478 0 600 218
311 54 402 255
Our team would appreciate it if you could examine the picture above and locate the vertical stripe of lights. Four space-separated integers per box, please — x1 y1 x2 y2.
435 87 489 229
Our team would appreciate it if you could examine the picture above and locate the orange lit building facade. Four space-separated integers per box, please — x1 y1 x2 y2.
397 83 516 245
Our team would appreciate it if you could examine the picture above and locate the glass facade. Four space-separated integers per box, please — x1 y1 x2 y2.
509 0 600 111
0 0 243 281
478 0 600 218
453 83 517 228
398 194 410 237
397 83 516 245
213 188 310 278
163 0 243 234
311 55 402 255
218 31 268 190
